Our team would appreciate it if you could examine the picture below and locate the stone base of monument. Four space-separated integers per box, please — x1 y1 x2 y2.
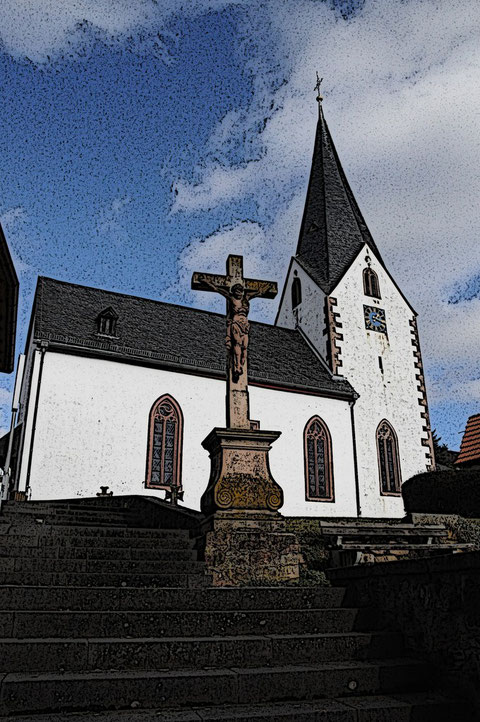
200 427 285 515
199 427 303 586
200 509 303 586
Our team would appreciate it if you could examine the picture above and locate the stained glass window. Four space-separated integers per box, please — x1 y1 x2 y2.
377 420 401 495
304 417 334 501
146 395 183 489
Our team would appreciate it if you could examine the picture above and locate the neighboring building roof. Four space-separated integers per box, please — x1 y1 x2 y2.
0 223 19 373
295 102 384 295
456 414 480 466
32 277 355 399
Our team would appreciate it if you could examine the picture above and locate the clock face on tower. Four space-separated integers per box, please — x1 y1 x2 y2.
364 305 387 334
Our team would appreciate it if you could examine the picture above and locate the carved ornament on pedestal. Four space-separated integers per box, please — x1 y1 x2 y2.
200 427 283 516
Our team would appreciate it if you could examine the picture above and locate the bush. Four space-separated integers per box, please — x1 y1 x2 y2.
402 469 480 518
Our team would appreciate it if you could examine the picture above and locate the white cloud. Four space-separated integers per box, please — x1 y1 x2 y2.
169 0 480 433
165 220 274 316
97 195 132 243
2 0 479 441
165 193 304 319
0 386 12 440
0 0 245 63
0 388 12 406
1 206 26 227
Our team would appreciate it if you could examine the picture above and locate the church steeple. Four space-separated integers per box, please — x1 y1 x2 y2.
296 86 382 294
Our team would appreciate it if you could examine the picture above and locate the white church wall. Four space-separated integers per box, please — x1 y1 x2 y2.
16 344 42 493
249 384 357 517
275 259 328 360
21 351 357 517
331 244 430 518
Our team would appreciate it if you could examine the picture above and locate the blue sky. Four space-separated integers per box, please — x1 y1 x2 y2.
1 0 480 450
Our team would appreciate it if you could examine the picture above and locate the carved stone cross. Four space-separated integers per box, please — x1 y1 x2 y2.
192 255 277 429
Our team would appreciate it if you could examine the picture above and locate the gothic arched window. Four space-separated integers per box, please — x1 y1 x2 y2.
146 395 183 489
376 420 402 495
304 416 334 502
292 276 302 309
363 268 381 299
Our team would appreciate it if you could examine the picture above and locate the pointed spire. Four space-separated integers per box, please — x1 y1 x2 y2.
296 82 382 293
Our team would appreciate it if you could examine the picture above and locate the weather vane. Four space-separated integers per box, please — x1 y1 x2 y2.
314 72 323 102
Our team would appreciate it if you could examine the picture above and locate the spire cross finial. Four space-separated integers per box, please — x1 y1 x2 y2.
314 72 323 102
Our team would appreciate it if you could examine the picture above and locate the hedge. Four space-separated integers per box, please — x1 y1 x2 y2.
402 469 480 518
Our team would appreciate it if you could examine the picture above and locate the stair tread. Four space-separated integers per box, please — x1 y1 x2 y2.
0 693 464 721
338 542 474 548
0 630 391 643
1 657 429 681
1 524 190 533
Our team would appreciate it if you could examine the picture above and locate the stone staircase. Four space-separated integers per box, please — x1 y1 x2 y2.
318 518 475 567
0 500 473 720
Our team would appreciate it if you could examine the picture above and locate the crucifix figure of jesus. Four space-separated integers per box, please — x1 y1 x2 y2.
192 255 277 429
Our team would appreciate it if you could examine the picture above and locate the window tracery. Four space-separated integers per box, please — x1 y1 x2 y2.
377 420 401 495
304 416 334 501
146 395 183 490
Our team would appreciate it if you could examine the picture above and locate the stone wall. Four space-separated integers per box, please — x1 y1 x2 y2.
412 513 480 549
328 551 480 711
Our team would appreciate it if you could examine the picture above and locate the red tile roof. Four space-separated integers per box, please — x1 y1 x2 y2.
456 413 480 465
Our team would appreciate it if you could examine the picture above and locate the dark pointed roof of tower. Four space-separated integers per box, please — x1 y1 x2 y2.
296 99 383 294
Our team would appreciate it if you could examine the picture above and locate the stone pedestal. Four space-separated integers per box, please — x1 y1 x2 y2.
200 427 283 515
199 427 303 586
200 509 303 587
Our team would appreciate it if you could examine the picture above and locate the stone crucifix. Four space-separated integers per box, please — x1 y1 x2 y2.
192 255 277 430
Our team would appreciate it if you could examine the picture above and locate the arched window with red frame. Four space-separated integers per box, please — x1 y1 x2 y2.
304 416 334 502
146 394 183 490
376 419 402 495
363 267 381 298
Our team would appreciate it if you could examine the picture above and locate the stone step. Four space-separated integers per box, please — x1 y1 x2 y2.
0 585 347 612
0 545 197 561
0 659 434 715
0 571 208 587
337 543 475 551
0 631 403 674
0 525 193 539
0 693 469 721
1 607 375 639
2 504 131 515
0 558 204 574
334 692 474 722
0 534 195 550
319 522 446 531
0 516 127 528
1 509 132 522
321 527 448 538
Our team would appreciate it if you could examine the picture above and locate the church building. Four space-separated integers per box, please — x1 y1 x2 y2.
13 99 435 518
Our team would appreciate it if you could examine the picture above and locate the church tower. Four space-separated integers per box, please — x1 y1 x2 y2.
276 90 435 517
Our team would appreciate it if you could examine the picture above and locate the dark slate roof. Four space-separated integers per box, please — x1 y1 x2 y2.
456 414 480 466
32 277 354 398
296 103 383 294
0 223 19 373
